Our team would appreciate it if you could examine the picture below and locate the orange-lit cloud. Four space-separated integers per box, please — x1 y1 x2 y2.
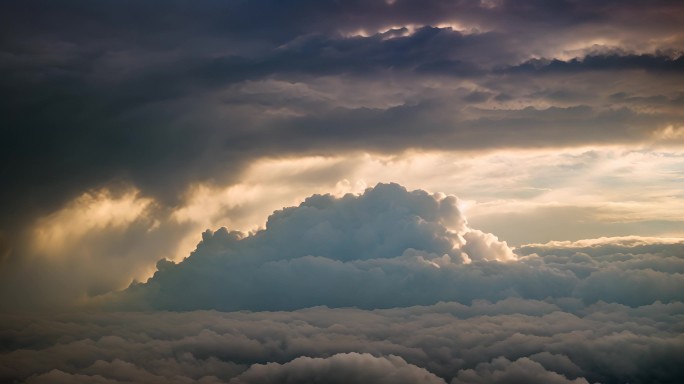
32 189 154 256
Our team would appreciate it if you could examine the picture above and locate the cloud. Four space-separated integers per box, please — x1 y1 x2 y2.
228 353 446 384
113 183 528 310
470 205 684 246
1 3 682 382
1 0 683 258
6 145 683 312
105 184 684 312
451 357 590 384
2 299 682 383
3 212 683 381
508 53 684 75
519 235 684 253
0 186 192 311
31 189 153 254
462 229 516 262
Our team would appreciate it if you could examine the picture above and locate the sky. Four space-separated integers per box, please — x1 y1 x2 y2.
1 1 684 383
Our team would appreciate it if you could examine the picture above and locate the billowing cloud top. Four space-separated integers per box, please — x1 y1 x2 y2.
116 183 518 310
111 183 683 312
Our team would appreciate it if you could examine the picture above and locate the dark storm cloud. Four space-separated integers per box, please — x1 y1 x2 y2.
1 300 682 383
3 1 683 42
2 0 684 260
509 53 684 74
109 184 683 311
223 101 678 157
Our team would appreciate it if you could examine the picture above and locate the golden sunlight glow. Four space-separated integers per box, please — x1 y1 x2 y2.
26 146 684 291
653 125 684 141
32 189 152 255
170 145 684 248
562 38 620 52
344 29 371 38
378 24 419 35
343 21 483 39
170 156 358 260
434 22 478 33
31 147 680 276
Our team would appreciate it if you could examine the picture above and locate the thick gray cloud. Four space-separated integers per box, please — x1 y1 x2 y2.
109 184 683 311
1 0 683 252
1 299 682 383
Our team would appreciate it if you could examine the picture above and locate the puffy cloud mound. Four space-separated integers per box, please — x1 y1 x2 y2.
115 183 520 311
451 357 589 384
228 353 446 384
113 183 684 311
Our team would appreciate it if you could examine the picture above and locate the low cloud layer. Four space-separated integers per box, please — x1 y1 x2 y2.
2 300 682 383
229 353 446 384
